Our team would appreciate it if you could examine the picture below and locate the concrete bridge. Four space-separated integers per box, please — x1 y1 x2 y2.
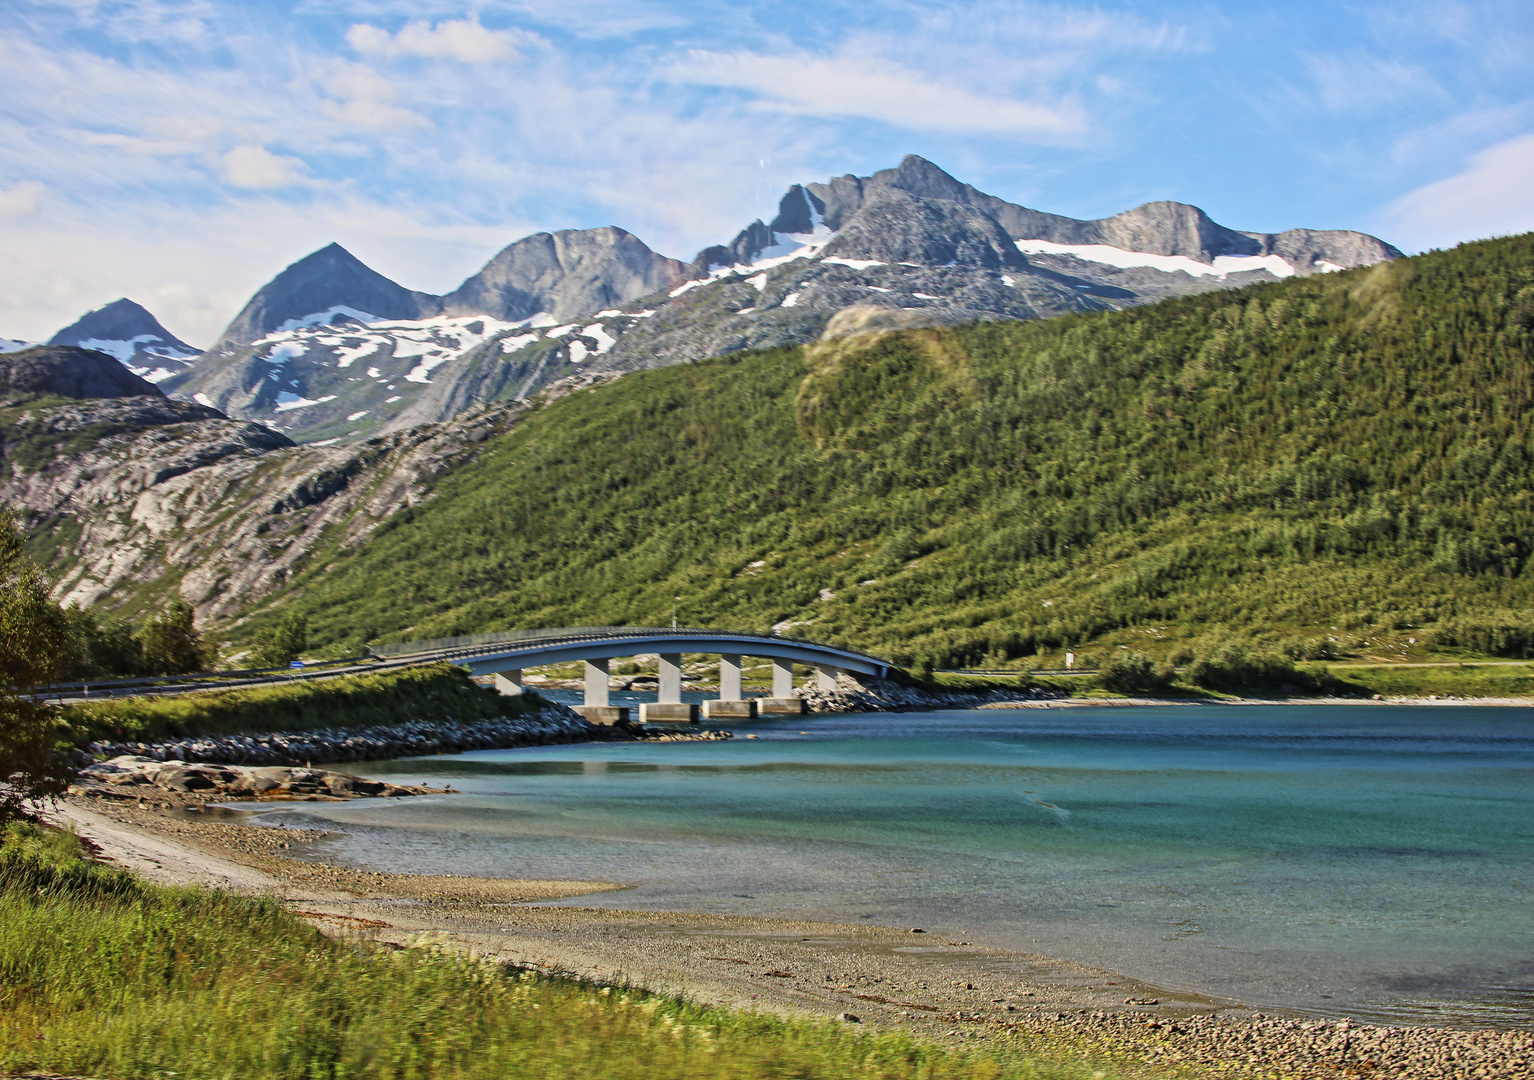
372 626 894 723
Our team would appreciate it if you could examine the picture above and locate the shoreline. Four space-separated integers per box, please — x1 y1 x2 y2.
49 788 1534 1079
979 693 1534 708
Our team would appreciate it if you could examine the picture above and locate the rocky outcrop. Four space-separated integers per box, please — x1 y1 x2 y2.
794 674 1063 713
5 385 529 619
73 703 725 774
0 345 165 399
74 755 440 799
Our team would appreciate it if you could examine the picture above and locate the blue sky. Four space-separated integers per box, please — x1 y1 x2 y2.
2 0 1532 344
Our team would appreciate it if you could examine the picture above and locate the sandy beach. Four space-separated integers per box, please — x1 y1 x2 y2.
47 783 1534 1080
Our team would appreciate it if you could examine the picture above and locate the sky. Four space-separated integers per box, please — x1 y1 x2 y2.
2 0 1532 345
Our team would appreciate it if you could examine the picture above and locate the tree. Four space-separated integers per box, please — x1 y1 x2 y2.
252 612 308 668
0 513 74 818
139 598 211 675
60 604 144 679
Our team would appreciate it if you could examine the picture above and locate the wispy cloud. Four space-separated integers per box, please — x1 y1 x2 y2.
1383 131 1534 250
346 16 533 64
1304 52 1439 112
675 49 1085 139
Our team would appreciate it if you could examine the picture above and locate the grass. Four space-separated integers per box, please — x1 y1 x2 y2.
0 823 1130 1080
63 662 529 746
1323 661 1534 699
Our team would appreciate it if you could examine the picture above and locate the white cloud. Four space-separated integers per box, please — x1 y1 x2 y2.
674 50 1085 139
220 144 309 188
322 61 429 131
0 181 44 218
1383 132 1534 250
347 17 526 64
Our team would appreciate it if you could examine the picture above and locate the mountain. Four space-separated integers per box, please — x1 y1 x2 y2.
47 299 201 384
172 230 683 443
0 344 167 399
442 227 686 322
166 155 1400 443
228 233 1533 664
14 234 1532 666
2 338 567 619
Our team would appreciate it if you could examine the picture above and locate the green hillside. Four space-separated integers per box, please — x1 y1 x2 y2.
253 235 1534 669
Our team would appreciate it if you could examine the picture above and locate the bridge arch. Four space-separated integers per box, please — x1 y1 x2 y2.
372 627 892 722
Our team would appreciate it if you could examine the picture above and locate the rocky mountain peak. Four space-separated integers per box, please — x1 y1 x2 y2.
210 242 443 354
444 227 686 323
0 345 166 399
47 298 201 386
49 298 197 355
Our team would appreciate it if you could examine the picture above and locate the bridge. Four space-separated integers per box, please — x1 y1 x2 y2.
372 626 895 723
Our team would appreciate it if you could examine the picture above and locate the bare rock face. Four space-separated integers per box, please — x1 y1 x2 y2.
3 379 528 619
0 345 164 399
443 227 686 323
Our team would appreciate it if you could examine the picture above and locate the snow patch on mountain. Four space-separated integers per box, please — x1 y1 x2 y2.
823 257 887 270
1 338 36 354
583 324 617 354
1014 239 1297 279
275 393 337 412
275 305 384 334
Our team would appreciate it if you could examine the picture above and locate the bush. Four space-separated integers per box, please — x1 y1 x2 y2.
252 611 309 668
1186 642 1311 693
1096 651 1173 693
1428 616 1534 658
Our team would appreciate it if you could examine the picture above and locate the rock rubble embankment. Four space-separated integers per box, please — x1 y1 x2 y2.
74 756 438 800
794 675 1063 713
77 703 629 769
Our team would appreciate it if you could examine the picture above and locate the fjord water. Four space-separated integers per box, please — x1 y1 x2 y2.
264 705 1534 1027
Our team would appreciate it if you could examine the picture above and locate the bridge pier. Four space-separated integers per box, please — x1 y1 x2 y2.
574 658 630 725
493 670 523 695
771 659 794 698
815 665 845 692
583 659 610 706
718 653 743 701
758 658 806 715
658 653 683 704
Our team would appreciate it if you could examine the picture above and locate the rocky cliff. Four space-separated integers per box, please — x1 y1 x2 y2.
1 346 591 624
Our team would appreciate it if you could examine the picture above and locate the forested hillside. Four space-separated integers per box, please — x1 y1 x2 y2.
247 235 1534 667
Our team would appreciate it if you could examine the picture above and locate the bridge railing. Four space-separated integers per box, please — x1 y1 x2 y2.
370 625 892 667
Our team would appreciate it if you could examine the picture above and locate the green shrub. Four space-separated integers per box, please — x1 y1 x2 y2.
1428 616 1534 658
1096 651 1173 693
1186 643 1312 694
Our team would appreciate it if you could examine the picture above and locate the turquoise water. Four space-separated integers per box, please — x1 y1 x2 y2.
253 705 1534 1027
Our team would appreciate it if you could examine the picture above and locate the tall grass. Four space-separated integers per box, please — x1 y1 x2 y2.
0 824 1120 1080
63 662 524 745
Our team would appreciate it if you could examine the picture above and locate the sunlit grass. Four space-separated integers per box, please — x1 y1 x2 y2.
0 823 1128 1080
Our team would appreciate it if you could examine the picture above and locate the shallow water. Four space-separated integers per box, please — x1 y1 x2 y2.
253 704 1534 1027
